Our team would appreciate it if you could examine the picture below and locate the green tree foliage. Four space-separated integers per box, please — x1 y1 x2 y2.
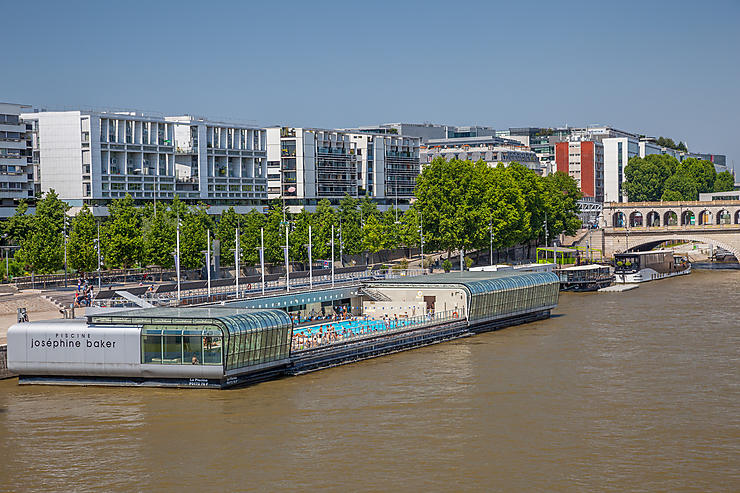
312 199 336 260
678 158 716 195
103 194 143 269
655 136 687 152
542 171 582 238
215 207 240 266
288 209 312 264
263 202 287 264
661 172 699 201
239 209 265 266
15 190 68 274
179 205 213 269
623 155 677 201
361 214 384 254
68 204 99 272
338 194 362 255
142 205 176 268
5 200 33 245
714 171 735 193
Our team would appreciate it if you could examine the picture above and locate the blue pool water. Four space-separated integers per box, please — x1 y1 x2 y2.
294 319 412 337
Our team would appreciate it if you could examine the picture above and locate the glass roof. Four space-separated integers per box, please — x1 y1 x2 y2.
370 270 558 289
88 306 292 330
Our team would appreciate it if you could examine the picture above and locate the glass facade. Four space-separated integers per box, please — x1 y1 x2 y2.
465 273 559 322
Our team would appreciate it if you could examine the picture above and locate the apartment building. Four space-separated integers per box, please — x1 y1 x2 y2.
349 133 421 208
266 127 358 210
421 136 541 172
555 141 605 202
0 103 34 214
21 110 267 214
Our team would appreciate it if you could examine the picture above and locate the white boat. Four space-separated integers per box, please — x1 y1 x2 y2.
614 249 691 283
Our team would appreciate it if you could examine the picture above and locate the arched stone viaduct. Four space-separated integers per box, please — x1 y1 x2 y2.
595 200 740 260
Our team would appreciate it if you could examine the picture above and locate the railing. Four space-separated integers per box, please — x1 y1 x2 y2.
291 309 465 351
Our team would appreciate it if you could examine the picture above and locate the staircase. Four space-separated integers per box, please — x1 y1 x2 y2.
359 287 391 302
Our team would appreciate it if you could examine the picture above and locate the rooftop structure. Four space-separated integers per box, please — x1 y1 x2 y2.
421 136 540 171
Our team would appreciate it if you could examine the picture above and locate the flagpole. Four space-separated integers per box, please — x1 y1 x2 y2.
260 227 265 295
235 226 240 299
308 224 313 290
285 225 290 293
176 216 181 303
331 224 335 287
206 229 211 299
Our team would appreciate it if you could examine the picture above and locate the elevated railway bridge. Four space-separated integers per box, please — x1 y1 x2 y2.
594 200 740 259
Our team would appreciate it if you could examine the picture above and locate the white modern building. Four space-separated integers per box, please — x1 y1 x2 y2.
420 136 541 172
21 110 267 214
349 133 421 208
266 127 358 211
603 137 639 203
0 102 34 214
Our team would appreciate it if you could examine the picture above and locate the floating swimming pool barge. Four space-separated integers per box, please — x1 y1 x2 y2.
7 271 560 389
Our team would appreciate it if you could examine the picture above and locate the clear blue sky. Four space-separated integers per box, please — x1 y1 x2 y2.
4 0 739 175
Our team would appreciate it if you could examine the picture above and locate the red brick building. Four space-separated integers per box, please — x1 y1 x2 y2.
555 141 604 201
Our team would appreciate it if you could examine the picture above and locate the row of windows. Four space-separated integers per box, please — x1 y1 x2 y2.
141 325 223 365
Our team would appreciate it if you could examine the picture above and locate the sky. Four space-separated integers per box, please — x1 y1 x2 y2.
3 0 739 175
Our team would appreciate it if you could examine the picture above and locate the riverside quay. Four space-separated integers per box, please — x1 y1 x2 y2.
7 271 559 389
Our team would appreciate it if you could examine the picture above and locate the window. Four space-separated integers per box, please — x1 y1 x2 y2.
141 325 223 365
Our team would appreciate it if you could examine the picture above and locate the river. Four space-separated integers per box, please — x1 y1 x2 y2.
1 269 738 492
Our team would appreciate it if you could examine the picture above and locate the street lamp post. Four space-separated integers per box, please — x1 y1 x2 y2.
63 216 68 288
175 217 181 303
331 224 335 287
305 224 313 290
419 210 424 273
284 225 290 293
490 219 494 266
96 222 102 291
256 227 266 296
234 227 240 298
206 229 211 298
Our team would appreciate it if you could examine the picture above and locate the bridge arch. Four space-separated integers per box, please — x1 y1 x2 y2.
663 210 678 226
735 210 740 225
613 211 626 227
646 211 661 227
629 211 643 227
698 209 712 225
717 209 732 225
681 210 695 226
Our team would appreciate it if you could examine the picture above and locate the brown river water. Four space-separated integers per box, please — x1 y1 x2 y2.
0 270 738 492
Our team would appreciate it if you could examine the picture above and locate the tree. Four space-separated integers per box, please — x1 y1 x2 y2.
215 207 240 266
179 205 213 269
103 194 143 269
15 190 69 274
361 214 384 255
142 204 176 268
239 209 265 266
289 209 312 264
338 194 362 255
5 200 33 245
623 155 676 201
68 204 99 272
661 172 698 201
263 202 287 264
312 199 335 260
678 158 716 195
542 172 582 238
714 171 735 193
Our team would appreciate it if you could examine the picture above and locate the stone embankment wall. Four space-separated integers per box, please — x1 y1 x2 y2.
0 345 15 379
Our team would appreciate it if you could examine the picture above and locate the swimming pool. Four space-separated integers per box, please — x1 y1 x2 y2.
294 318 412 338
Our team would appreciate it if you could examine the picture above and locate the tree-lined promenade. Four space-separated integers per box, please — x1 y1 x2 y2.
1 160 582 277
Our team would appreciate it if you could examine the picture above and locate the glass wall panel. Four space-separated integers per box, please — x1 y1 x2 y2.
142 335 161 363
183 334 202 365
163 332 183 363
204 336 222 365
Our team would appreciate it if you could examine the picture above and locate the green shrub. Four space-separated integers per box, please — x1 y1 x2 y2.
442 259 452 272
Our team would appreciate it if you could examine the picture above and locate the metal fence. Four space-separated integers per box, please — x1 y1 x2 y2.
291 308 465 352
